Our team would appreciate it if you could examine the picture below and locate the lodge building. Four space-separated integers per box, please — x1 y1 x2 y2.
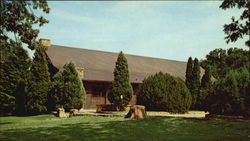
42 39 203 109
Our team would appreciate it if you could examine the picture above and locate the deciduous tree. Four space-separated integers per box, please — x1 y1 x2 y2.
220 0 250 47
0 0 50 49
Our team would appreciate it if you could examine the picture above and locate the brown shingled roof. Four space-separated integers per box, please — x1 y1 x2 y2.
46 45 204 83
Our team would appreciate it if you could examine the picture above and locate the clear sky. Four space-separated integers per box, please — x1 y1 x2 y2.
37 1 246 61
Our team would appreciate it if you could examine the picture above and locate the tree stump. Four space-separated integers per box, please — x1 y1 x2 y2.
125 105 146 120
57 108 68 118
69 109 79 117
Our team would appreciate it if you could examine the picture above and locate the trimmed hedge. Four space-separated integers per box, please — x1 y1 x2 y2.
137 72 192 113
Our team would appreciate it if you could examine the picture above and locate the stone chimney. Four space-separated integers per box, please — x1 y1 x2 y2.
39 39 51 50
76 67 84 79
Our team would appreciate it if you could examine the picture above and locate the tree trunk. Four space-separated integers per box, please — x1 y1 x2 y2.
125 105 146 120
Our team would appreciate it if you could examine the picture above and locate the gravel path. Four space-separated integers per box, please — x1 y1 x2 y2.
79 109 208 118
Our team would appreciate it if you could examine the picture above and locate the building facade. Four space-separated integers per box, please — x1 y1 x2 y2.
43 39 203 109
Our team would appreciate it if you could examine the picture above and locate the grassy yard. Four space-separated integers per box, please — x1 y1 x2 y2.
0 115 249 141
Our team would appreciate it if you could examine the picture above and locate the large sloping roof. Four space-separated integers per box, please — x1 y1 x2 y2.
46 45 203 83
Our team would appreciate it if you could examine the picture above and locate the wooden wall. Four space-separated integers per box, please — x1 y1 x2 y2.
83 81 140 109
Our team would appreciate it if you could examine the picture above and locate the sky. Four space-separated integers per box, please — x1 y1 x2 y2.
37 1 246 62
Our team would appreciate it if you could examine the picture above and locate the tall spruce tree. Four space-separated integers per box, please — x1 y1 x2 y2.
25 45 50 115
201 66 212 88
51 62 85 111
191 58 201 108
185 57 193 90
108 51 133 110
0 40 31 115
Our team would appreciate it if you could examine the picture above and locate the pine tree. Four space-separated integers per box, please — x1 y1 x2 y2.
108 51 133 110
51 62 86 111
191 58 201 108
0 41 31 115
25 45 51 115
185 57 193 90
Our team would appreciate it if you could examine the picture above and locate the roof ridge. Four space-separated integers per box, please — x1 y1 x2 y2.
51 44 186 63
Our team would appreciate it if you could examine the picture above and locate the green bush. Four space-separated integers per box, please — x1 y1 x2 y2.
137 72 192 113
206 70 249 116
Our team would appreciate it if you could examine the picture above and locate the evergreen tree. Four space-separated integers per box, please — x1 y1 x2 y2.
201 66 212 88
51 62 85 111
25 45 50 115
185 57 193 90
0 40 31 115
108 51 133 110
191 58 201 108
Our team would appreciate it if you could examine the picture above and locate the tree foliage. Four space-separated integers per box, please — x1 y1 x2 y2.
197 66 212 110
108 52 133 110
190 58 201 108
0 0 50 49
137 72 192 113
201 66 212 89
220 0 250 47
206 71 245 116
202 48 250 116
0 40 31 116
25 45 51 115
185 57 193 90
201 48 249 79
50 62 86 111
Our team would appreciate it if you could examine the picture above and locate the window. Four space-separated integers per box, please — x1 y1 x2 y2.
92 87 104 95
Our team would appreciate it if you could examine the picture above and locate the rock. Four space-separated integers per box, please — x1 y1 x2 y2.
57 108 68 118
125 105 146 120
69 109 79 117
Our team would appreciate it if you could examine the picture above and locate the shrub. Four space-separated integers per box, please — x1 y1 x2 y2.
137 72 192 113
206 69 249 116
206 71 244 116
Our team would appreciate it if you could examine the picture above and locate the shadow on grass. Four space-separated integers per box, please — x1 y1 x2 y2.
0 117 248 141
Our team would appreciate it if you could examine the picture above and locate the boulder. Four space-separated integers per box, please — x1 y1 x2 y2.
69 109 79 117
57 108 68 118
125 105 146 120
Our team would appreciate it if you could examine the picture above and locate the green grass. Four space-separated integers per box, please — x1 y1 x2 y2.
0 115 249 141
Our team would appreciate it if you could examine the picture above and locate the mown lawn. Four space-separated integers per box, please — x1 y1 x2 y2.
0 115 249 141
